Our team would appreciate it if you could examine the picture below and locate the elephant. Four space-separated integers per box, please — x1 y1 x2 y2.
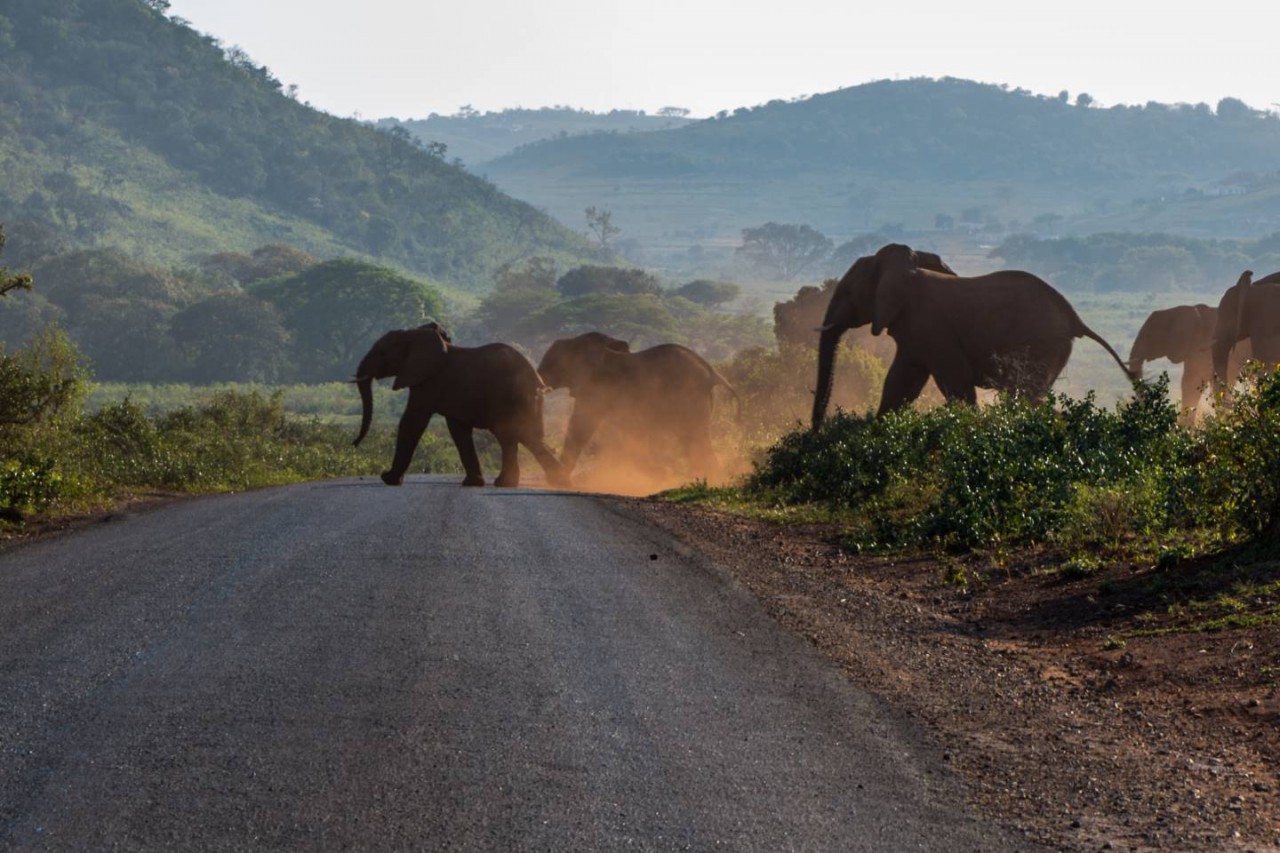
1212 270 1280 400
536 331 737 483
812 243 1133 427
352 324 564 488
1128 304 1251 420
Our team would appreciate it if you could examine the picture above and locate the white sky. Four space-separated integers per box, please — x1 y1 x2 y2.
165 0 1279 119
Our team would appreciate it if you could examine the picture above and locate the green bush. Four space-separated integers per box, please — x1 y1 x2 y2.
1191 366 1280 537
0 455 62 513
750 376 1196 549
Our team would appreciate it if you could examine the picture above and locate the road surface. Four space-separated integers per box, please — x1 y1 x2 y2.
0 476 1014 850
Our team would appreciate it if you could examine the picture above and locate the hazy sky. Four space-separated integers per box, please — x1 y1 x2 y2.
165 0 1278 119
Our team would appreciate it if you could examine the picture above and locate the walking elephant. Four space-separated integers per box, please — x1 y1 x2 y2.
536 332 737 483
813 243 1133 427
352 324 564 488
1129 304 1250 420
1212 270 1280 400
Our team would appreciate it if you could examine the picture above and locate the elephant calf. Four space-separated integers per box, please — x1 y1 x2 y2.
1128 303 1250 420
352 325 564 488
537 331 737 484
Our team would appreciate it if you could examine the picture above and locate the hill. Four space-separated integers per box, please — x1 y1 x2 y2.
380 107 697 168
0 0 596 292
483 78 1280 275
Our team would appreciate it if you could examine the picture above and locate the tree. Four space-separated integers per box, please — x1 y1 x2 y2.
557 265 661 298
169 293 291 382
253 259 445 383
529 293 680 348
736 223 833 281
0 226 32 298
584 206 621 250
1217 97 1255 121
475 257 560 343
0 327 86 428
1075 92 1094 108
671 280 740 308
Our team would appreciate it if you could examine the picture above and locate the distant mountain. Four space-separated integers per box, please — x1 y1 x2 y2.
0 0 596 291
381 108 698 168
481 79 1280 275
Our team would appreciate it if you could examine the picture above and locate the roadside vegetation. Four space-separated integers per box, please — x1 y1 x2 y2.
0 324 459 522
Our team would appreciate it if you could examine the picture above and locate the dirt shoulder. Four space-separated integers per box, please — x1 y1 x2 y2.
628 498 1280 852
0 491 196 551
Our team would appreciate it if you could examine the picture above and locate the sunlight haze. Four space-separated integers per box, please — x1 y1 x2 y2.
165 0 1278 119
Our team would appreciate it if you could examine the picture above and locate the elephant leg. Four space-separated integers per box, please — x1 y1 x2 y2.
559 407 600 480
384 393 433 486
934 377 978 406
521 436 567 488
877 357 932 415
446 417 485 487
1180 359 1212 423
494 434 522 488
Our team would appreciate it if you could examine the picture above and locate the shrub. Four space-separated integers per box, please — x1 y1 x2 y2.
0 455 62 513
1193 366 1280 537
749 376 1194 549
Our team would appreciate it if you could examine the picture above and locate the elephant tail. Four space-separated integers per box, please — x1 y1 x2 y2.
1075 319 1139 384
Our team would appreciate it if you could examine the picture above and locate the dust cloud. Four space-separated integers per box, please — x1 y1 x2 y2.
535 389 754 497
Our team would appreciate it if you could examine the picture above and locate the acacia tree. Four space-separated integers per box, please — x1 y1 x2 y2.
584 206 621 250
737 223 833 280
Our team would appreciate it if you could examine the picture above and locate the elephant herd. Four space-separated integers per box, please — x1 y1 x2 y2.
352 243 1280 489
352 326 734 488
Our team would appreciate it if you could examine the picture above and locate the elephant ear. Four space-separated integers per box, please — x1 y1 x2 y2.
871 248 914 336
393 327 448 390
1233 271 1253 343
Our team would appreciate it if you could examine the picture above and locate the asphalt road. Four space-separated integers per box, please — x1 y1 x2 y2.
0 476 1014 851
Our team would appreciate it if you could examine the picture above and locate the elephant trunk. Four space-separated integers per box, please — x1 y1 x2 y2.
1127 333 1151 381
353 376 374 447
811 326 844 430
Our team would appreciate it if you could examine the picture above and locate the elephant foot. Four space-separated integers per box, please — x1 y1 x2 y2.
494 475 520 488
461 474 486 487
380 470 404 486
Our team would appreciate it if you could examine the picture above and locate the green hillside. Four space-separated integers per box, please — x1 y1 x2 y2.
0 0 596 291
381 107 697 168
484 78 1280 275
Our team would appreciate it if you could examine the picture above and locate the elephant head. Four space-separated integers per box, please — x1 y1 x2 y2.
352 325 449 446
1128 305 1215 380
812 244 956 429
537 332 631 392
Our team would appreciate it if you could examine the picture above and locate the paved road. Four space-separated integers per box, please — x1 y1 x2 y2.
0 477 1013 850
